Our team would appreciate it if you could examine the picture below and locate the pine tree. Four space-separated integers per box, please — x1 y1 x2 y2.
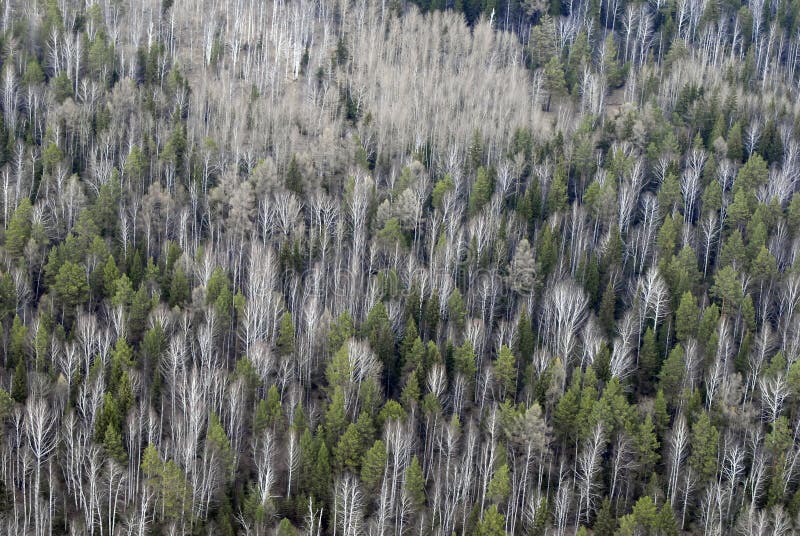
516 311 535 362
54 261 89 314
9 315 28 367
528 14 557 69
476 505 506 536
469 167 493 215
95 393 121 442
639 328 659 390
363 302 395 378
103 424 128 464
543 56 567 111
116 371 133 417
727 121 744 162
361 439 387 492
658 345 685 408
401 370 421 410
734 153 769 195
264 385 284 431
636 414 660 476
453 340 477 382
675 291 699 342
207 412 234 474
285 155 304 194
326 343 353 393
711 265 743 313
311 441 331 502
599 280 616 334
487 463 510 504
324 387 348 448
0 388 13 419
168 266 190 307
128 285 152 342
689 412 719 484
298 428 316 491
276 312 296 356
593 497 616 536
5 198 33 258
421 292 439 338
447 287 467 331
276 518 299 536
11 360 27 403
547 161 569 214
554 372 581 444
653 390 670 439
400 317 419 362
0 273 15 325
494 345 517 401
405 456 426 509
431 174 455 211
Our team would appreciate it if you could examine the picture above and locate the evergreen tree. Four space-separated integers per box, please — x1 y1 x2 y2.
674 291 699 342
9 314 28 367
54 261 89 315
264 385 284 430
128 285 152 342
447 288 467 331
469 167 493 215
207 412 234 475
285 155 304 194
543 56 567 111
5 198 33 258
328 310 355 353
494 345 517 400
363 302 395 379
324 387 348 448
405 455 426 509
689 412 720 484
168 266 190 307
599 280 617 334
727 121 744 162
360 439 387 492
593 497 616 536
453 340 477 383
311 441 331 502
11 360 27 403
658 345 685 408
639 328 659 390
276 312 296 356
636 414 660 476
487 463 510 504
476 504 506 536
103 424 128 464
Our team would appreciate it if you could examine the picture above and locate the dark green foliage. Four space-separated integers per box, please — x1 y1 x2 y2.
11 360 27 403
363 301 395 382
689 412 719 484
168 266 190 307
674 291 698 342
276 312 296 356
638 328 658 391
594 497 616 536
475 505 505 536
103 424 128 464
5 199 33 258
469 167 493 215
54 261 89 315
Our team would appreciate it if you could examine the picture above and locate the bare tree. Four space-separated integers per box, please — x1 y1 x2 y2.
541 278 588 365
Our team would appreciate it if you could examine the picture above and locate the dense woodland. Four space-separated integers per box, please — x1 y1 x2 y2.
1 0 800 534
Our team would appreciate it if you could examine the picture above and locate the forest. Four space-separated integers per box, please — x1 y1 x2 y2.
1 0 800 534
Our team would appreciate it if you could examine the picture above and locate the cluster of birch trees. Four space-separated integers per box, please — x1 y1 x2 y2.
1 0 800 534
